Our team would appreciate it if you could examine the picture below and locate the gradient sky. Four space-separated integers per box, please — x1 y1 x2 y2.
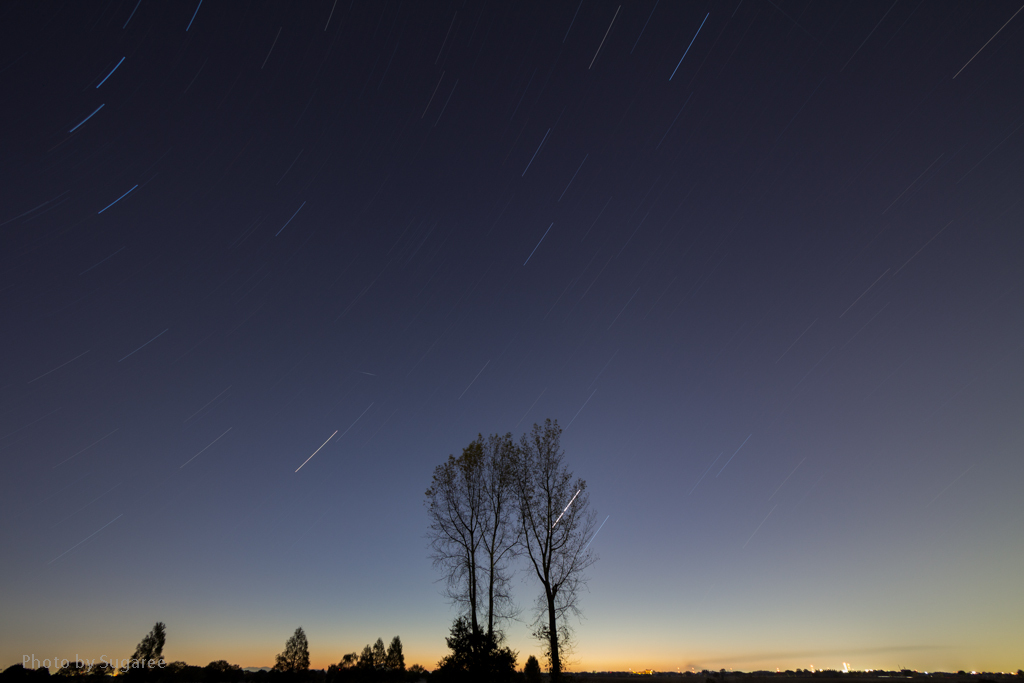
1 0 1022 675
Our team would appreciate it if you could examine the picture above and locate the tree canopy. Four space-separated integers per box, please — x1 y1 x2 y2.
327 635 408 682
384 637 405 673
130 622 167 671
273 627 310 674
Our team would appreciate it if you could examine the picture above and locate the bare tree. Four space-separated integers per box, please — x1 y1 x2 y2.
425 434 520 638
514 419 597 681
425 441 486 634
478 432 521 638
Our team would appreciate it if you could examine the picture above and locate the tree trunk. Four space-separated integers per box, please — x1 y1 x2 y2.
469 552 479 635
547 591 560 680
487 562 495 639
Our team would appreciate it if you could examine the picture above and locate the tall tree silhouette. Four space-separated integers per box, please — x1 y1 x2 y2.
479 432 521 638
384 636 405 673
514 419 597 681
130 622 166 669
357 644 375 671
273 627 310 673
426 442 485 635
371 639 386 671
425 433 519 639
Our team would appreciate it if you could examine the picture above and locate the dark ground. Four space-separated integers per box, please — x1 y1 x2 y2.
563 675 1022 682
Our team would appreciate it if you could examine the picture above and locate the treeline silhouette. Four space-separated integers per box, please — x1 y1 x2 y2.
2 620 547 683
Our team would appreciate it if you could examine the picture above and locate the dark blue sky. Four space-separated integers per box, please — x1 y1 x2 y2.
2 0 1022 673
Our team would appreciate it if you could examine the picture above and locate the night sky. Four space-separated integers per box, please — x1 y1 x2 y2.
2 0 1022 674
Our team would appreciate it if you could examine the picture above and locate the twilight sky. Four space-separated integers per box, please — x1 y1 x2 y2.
1 0 1022 674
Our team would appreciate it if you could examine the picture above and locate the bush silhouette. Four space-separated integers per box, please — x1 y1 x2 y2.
523 656 541 683
433 617 516 683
